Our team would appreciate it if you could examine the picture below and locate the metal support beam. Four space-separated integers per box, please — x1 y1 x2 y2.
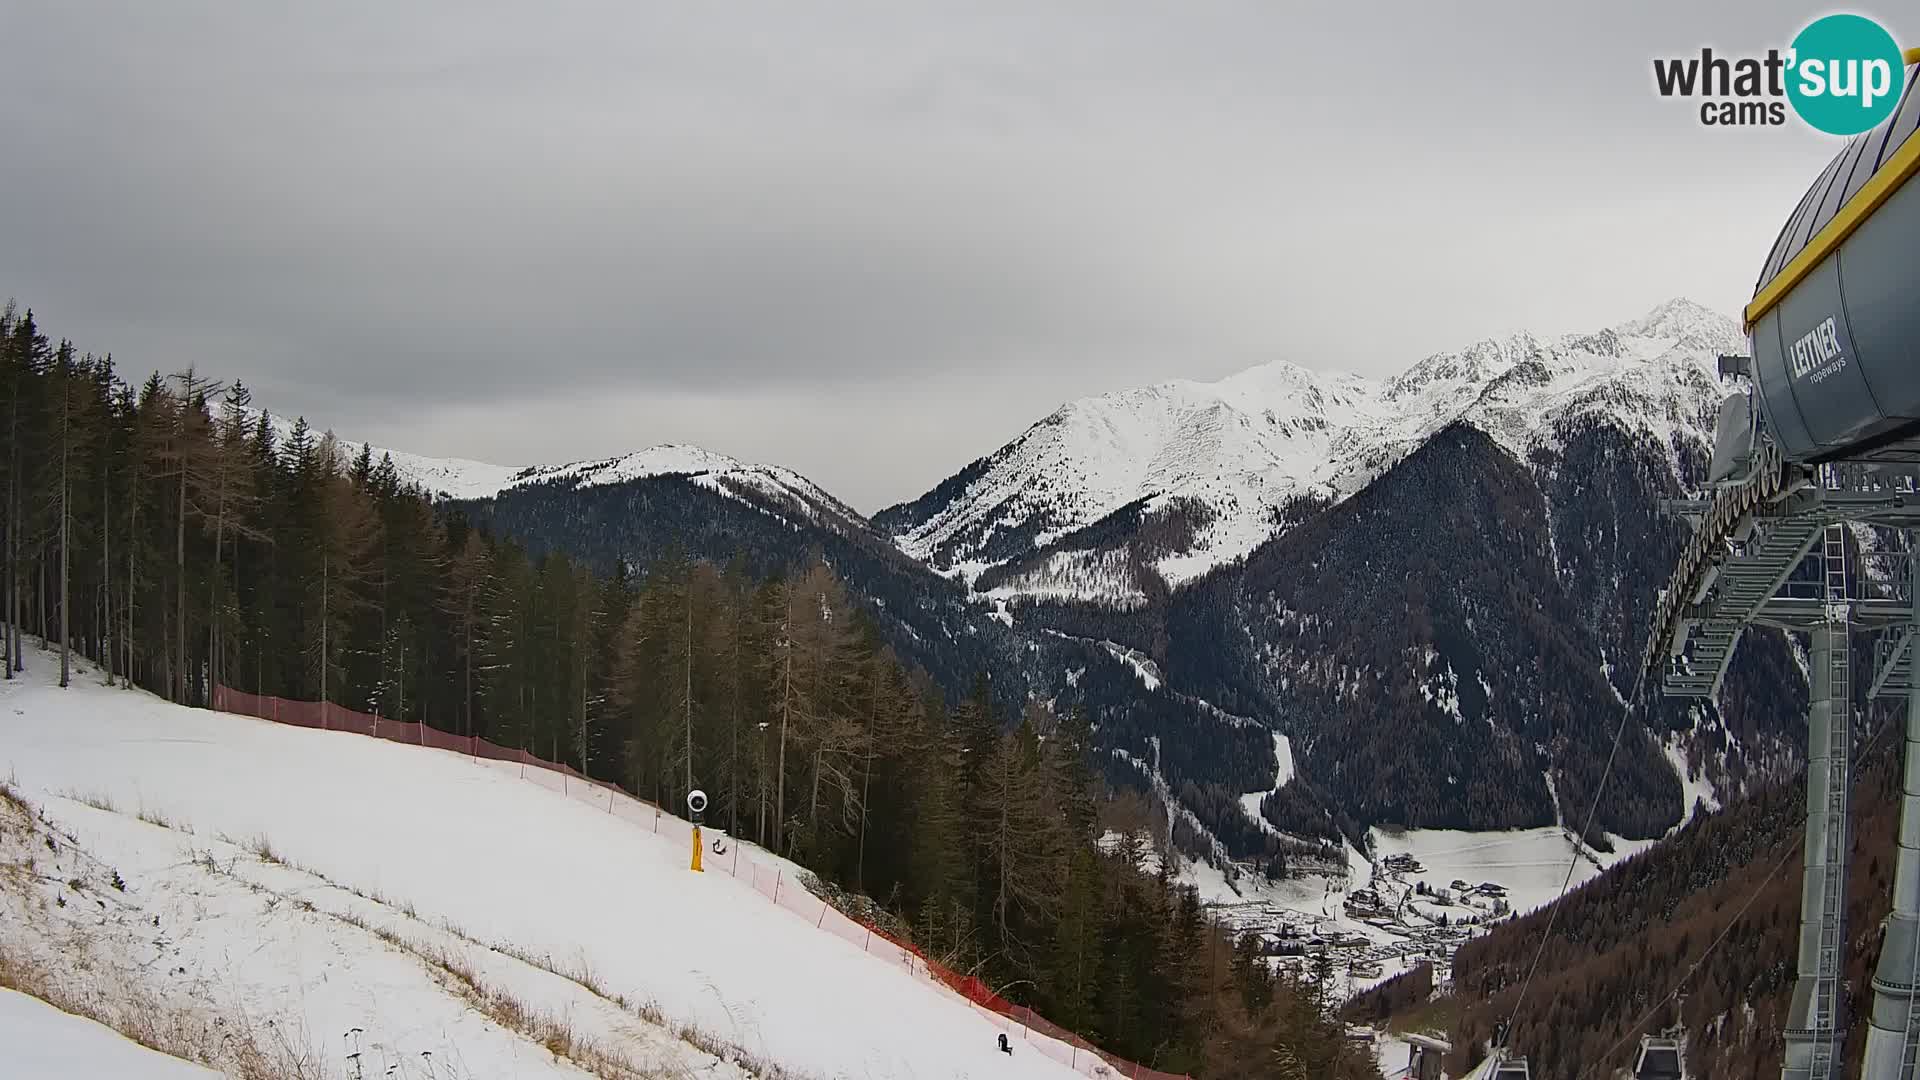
1784 526 1854 1080
1863 544 1920 1080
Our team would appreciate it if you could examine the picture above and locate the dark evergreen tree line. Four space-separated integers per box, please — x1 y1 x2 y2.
0 304 1379 1077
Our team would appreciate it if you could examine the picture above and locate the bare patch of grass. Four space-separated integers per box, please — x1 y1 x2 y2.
135 806 184 832
408 941 657 1078
247 835 282 866
423 920 809 1077
0 777 33 818
60 789 117 815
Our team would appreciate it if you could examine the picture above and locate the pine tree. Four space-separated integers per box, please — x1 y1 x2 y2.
4 311 52 676
47 341 100 687
202 382 266 696
443 528 492 736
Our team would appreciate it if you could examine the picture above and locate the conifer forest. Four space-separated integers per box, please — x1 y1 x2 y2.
0 302 1378 1077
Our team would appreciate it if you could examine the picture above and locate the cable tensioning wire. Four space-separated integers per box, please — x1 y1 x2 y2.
1571 715 1900 1078
1500 662 1649 1045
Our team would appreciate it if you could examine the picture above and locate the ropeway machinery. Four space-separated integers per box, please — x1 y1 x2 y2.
1484 47 1920 1080
1641 49 1920 1080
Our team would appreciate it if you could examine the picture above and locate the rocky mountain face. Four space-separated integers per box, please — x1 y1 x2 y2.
368 298 1807 866
877 299 1749 603
876 299 1805 849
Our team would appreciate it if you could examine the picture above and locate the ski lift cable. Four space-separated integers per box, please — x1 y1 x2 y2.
1571 826 1798 1078
1502 664 1648 1043
1572 716 1900 1078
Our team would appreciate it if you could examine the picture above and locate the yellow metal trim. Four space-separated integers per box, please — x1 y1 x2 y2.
1746 121 1920 328
1907 47 1920 65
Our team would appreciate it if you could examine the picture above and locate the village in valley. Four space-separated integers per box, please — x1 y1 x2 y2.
1201 847 1512 997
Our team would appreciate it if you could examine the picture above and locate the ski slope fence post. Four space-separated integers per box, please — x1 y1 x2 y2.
207 684 1190 1080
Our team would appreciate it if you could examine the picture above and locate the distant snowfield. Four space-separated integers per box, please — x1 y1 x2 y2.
0 988 220 1079
1236 732 1295 835
1367 824 1658 917
0 654 1086 1080
1663 738 1721 829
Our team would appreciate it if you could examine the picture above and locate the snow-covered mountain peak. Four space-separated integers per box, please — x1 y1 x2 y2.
884 299 1741 600
1383 331 1544 402
511 444 864 527
248 411 856 528
1615 296 1743 352
513 443 753 488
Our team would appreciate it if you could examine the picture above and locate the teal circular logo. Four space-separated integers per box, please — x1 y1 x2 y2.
1786 14 1907 135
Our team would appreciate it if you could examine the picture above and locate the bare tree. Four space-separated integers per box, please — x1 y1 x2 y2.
144 368 225 703
308 435 379 707
975 718 1070 956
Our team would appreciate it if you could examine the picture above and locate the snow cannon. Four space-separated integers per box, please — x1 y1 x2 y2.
1743 50 1920 467
687 789 708 873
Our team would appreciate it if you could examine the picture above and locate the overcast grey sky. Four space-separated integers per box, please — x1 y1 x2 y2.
0 2 1887 509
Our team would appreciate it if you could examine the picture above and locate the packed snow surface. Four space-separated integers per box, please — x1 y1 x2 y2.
0 655 1087 1080
0 988 220 1079
1 782 742 1080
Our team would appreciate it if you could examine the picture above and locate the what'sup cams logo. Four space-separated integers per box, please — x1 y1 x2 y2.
1654 13 1908 134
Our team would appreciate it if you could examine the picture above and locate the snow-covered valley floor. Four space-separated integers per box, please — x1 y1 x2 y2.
0 650 1089 1079
1181 815 1663 1010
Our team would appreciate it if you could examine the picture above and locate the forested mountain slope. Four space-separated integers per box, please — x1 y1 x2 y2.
1161 419 1807 840
1423 713 1903 1078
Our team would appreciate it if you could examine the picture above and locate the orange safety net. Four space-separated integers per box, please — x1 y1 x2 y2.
210 686 1189 1080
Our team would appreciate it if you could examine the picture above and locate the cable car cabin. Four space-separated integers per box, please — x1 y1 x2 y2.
1747 57 1920 466
1633 1035 1683 1080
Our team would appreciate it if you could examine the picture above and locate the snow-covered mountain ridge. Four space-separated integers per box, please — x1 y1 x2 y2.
258 297 1739 609
253 409 854 528
877 298 1743 598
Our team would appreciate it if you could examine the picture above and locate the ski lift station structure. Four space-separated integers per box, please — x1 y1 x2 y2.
1631 47 1920 1080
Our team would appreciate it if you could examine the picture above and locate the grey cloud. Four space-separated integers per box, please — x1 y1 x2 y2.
0 1 1874 508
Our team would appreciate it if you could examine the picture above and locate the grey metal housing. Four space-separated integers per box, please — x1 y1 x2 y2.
1750 73 1920 465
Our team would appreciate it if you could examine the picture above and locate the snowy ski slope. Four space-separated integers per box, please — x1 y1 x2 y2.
0 988 220 1078
0 655 1090 1080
